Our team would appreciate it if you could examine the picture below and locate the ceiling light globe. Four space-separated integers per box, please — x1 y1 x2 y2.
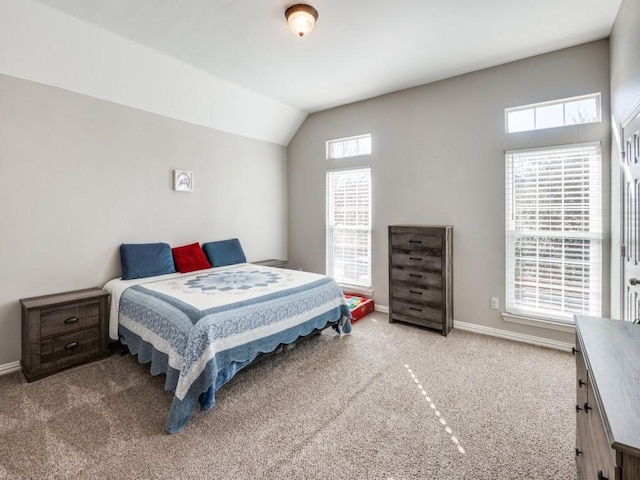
285 4 318 37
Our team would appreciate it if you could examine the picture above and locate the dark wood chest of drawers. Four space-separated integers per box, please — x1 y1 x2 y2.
574 315 640 480
21 288 110 381
388 225 453 335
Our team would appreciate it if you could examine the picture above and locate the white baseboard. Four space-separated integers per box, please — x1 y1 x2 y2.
0 361 21 377
375 305 573 352
454 320 574 352
374 304 389 314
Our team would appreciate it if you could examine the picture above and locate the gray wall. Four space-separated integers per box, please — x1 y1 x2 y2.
288 40 611 345
609 0 640 318
610 0 640 121
0 74 288 367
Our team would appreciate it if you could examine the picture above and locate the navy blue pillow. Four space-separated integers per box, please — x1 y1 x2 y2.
120 243 176 280
202 238 246 267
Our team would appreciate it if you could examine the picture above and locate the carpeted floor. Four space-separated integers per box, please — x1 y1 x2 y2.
0 312 577 479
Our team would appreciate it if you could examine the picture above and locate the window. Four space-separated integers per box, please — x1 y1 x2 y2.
505 143 602 322
326 167 372 288
506 93 601 133
326 134 372 160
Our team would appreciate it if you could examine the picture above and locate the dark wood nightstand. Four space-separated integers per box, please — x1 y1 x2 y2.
253 259 288 268
20 288 110 381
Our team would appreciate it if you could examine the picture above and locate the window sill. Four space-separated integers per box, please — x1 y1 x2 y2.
339 283 373 297
501 312 575 333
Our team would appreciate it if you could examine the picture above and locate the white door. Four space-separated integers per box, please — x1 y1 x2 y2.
621 106 640 322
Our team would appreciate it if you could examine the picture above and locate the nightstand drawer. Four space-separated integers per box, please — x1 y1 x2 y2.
40 328 100 364
40 301 100 338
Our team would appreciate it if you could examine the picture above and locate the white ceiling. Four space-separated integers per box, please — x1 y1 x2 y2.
34 0 620 114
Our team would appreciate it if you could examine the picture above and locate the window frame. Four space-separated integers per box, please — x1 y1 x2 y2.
326 134 372 160
505 93 601 133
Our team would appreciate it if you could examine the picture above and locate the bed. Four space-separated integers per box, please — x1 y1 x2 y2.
103 260 352 433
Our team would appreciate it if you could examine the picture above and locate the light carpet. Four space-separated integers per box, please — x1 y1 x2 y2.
0 312 577 479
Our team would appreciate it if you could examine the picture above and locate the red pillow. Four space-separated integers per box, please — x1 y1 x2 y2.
171 243 212 273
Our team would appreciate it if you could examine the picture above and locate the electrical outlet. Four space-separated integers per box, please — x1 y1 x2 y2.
490 297 499 310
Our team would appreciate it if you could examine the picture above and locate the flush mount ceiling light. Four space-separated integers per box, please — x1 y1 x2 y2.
285 4 318 37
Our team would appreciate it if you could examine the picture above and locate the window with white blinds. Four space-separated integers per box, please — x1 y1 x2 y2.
505 143 602 322
326 167 372 288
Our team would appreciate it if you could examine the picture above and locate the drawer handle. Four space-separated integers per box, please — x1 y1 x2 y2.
409 274 423 278
409 257 421 261
572 346 579 355
578 378 586 388
409 290 422 295
64 316 80 325
409 240 422 244
597 470 609 480
575 448 582 457
409 307 422 312
64 342 79 350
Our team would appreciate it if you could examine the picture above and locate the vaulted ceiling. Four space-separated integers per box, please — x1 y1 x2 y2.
3 0 621 144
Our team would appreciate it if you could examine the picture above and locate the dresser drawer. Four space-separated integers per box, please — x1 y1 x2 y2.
391 285 442 304
392 300 442 323
40 328 100 364
391 268 442 288
40 301 100 338
580 379 616 480
390 231 441 251
391 252 441 271
575 343 588 406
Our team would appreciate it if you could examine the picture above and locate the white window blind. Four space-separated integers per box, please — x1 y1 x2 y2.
505 143 602 322
326 167 372 288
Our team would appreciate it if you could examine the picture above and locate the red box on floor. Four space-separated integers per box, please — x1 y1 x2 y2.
344 294 374 322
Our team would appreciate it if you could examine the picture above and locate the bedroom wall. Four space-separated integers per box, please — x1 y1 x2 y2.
0 74 288 368
288 40 611 347
609 0 640 319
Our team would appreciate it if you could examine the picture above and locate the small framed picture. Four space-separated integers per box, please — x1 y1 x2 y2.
174 170 193 192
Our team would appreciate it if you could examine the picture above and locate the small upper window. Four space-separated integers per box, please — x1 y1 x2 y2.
326 134 371 159
506 93 601 133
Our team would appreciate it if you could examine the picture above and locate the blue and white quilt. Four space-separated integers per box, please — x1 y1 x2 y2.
103 264 351 433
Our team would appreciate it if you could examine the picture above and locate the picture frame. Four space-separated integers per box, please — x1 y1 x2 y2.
174 170 193 192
